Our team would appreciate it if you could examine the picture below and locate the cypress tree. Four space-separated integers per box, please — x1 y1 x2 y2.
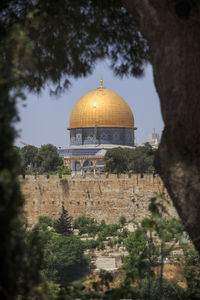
54 205 73 236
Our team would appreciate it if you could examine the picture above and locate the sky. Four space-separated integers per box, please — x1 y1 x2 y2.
15 61 164 148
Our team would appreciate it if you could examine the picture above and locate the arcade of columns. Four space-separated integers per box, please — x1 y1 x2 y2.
64 155 104 175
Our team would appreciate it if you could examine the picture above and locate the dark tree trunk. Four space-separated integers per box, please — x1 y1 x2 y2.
124 0 200 252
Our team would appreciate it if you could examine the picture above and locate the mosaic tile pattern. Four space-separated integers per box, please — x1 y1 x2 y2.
70 127 134 147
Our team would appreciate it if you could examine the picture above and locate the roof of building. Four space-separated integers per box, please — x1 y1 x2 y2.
69 80 134 129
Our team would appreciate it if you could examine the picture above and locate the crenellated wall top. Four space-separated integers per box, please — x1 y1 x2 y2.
18 173 163 186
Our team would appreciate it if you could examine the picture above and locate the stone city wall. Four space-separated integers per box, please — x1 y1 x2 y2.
20 174 177 226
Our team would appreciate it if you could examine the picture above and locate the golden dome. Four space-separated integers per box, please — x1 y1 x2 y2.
69 85 134 129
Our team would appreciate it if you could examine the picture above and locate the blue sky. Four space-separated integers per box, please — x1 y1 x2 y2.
15 61 163 148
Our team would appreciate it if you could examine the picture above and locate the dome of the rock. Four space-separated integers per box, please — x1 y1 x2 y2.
59 79 137 173
69 87 134 129
67 79 136 148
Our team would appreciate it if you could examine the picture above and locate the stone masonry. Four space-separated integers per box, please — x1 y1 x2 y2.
20 174 177 226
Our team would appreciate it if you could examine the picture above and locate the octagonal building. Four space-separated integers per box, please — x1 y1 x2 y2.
60 78 136 173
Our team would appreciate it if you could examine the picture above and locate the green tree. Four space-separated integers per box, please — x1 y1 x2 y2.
0 142 39 298
13 145 25 174
36 144 63 173
124 225 158 299
20 145 38 171
27 277 60 300
104 147 155 174
182 248 200 299
54 205 73 236
104 147 130 174
128 147 156 174
21 228 46 297
0 221 46 299
148 196 184 300
124 195 184 300
43 234 87 284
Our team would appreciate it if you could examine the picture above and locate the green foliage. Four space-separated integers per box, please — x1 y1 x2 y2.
53 274 185 300
73 216 99 236
56 164 71 177
104 147 129 174
0 143 44 298
54 205 73 236
107 239 115 248
18 144 64 174
117 228 129 240
124 228 155 281
131 277 185 300
43 234 87 284
0 221 46 299
123 195 185 299
36 144 63 174
37 216 54 231
148 195 184 245
21 145 39 171
82 239 99 250
119 215 127 226
13 146 25 174
28 274 60 300
73 216 123 252
25 215 89 288
22 228 45 295
97 241 105 250
183 249 200 299
104 146 156 174
92 270 114 292
19 212 198 299
128 146 156 174
2 0 149 95
100 223 120 239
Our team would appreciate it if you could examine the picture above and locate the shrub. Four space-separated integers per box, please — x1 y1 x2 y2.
97 241 105 251
83 239 99 250
107 239 114 248
119 216 127 226
37 216 53 231
73 216 99 236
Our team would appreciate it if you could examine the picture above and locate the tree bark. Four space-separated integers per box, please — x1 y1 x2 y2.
124 0 200 252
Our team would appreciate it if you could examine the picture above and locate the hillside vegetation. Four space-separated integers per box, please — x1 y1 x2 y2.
24 195 200 299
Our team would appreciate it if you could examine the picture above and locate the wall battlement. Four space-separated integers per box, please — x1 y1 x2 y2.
20 174 177 225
